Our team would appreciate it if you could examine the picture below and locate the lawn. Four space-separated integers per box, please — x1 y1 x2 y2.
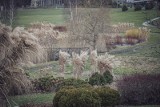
9 93 54 106
13 8 66 27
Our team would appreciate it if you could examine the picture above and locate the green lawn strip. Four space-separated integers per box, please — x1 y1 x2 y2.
111 8 160 33
13 8 66 27
9 93 54 106
113 67 136 75
111 8 157 26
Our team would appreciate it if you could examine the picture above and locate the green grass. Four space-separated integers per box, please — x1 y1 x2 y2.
13 8 66 27
111 8 157 26
9 93 54 106
111 8 160 33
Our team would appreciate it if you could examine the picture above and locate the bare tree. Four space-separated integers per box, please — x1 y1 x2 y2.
66 6 110 50
9 0 14 26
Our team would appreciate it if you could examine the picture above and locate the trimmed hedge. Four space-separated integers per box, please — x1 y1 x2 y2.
94 87 120 106
56 78 91 91
53 87 101 107
53 87 120 107
33 76 55 92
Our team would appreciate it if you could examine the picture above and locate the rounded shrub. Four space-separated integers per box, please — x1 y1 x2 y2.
122 5 128 11
89 71 113 86
94 87 120 106
53 87 101 107
89 72 106 86
56 78 91 91
145 2 154 10
33 76 55 92
103 71 113 84
134 5 142 11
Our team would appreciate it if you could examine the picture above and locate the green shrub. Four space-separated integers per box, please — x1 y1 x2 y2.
145 2 154 10
134 5 142 11
53 88 101 107
94 87 120 106
122 5 128 11
103 71 113 84
33 76 55 92
89 71 113 86
56 78 91 91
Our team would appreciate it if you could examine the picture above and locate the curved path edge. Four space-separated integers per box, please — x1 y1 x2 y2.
143 17 160 28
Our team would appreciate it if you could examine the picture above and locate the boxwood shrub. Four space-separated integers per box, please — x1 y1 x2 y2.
53 87 101 107
89 71 113 86
56 78 91 91
33 76 55 92
94 87 120 106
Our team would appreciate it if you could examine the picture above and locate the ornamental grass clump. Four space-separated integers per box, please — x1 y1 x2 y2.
72 52 84 79
112 23 134 33
125 27 150 44
0 23 42 105
59 50 70 77
90 50 98 73
97 53 120 79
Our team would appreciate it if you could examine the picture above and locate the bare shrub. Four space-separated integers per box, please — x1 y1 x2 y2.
117 74 160 105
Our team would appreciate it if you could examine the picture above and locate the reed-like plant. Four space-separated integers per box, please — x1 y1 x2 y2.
72 52 85 79
0 24 42 106
59 50 70 77
90 50 98 74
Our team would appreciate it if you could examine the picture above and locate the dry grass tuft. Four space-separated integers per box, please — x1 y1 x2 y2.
59 50 70 77
0 23 43 104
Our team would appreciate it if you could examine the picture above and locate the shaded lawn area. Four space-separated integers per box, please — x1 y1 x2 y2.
9 93 54 106
13 8 66 27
